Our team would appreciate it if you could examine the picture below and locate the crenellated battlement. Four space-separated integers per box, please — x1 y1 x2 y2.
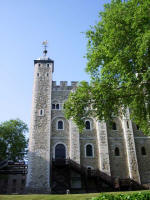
52 81 78 87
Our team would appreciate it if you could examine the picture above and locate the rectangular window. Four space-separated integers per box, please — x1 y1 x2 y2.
39 109 44 116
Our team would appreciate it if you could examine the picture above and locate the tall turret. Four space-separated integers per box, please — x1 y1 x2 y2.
26 41 54 193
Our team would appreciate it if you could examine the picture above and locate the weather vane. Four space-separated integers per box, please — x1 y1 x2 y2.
42 40 48 57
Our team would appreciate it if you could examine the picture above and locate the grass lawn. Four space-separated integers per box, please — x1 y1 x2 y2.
0 193 99 200
0 191 149 200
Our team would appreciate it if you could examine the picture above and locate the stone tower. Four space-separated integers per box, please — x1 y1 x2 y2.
26 43 54 193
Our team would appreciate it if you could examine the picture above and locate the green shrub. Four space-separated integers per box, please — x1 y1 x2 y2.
91 192 150 200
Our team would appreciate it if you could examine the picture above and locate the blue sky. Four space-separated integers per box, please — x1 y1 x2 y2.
0 0 110 128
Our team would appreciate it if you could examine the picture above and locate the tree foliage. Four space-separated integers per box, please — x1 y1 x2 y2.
64 0 150 134
0 119 28 161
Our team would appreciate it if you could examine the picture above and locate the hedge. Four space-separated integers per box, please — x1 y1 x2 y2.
92 192 150 200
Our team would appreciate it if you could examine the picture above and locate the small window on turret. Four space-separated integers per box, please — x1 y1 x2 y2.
47 73 49 76
47 64 49 67
39 109 44 116
38 64 41 67
37 73 39 77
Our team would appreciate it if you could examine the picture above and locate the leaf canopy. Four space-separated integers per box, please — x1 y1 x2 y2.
64 0 150 134
0 119 28 161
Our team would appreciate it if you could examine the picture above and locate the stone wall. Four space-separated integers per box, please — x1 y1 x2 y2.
107 118 129 179
132 125 150 184
0 174 26 194
51 88 71 160
122 110 140 183
96 120 111 175
27 60 150 193
26 60 53 193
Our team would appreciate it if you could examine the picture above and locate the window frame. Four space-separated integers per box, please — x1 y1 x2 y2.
85 120 91 130
39 109 44 116
85 143 94 158
52 104 56 109
56 104 59 110
52 102 60 110
57 120 64 130
112 122 117 130
53 142 67 159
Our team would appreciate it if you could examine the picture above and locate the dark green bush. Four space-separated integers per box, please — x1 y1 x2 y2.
91 192 150 200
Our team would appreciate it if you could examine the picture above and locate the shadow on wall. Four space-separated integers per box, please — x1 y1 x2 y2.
25 152 51 194
25 152 148 194
1 152 147 194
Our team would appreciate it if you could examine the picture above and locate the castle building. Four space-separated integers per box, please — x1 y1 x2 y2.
25 48 150 193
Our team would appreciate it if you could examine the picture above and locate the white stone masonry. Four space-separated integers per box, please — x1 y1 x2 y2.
96 120 111 175
69 120 80 164
122 109 141 183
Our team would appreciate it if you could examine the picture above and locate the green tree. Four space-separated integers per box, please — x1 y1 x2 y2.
64 0 150 134
0 119 28 161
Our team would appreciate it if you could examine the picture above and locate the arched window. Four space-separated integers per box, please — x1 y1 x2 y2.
55 144 66 159
137 125 139 130
52 103 59 110
52 104 55 109
115 147 120 156
56 104 59 109
141 146 146 155
39 109 44 116
112 122 117 130
87 166 93 170
57 120 63 130
86 144 93 157
87 167 92 170
85 120 91 130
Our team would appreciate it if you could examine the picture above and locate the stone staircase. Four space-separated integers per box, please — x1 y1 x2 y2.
51 158 114 193
51 158 146 193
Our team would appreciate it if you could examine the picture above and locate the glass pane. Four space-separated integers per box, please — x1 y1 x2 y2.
85 121 90 130
58 121 63 129
52 104 55 109
56 104 59 109
86 145 93 156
